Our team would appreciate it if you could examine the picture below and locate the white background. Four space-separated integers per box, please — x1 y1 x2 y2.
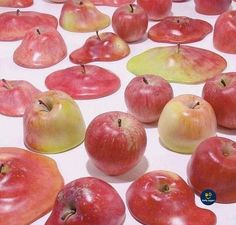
0 0 236 224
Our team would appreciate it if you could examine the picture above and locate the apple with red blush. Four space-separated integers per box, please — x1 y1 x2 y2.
85 111 147 176
112 4 148 43
126 170 217 225
0 0 33 7
187 136 236 203
124 75 173 123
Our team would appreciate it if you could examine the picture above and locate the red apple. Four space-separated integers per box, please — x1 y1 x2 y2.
137 0 172 21
0 147 64 225
213 10 236 54
0 0 33 7
202 72 236 129
112 4 148 43
124 75 173 123
187 136 236 203
194 0 232 15
126 170 217 225
46 177 125 225
85 111 147 176
0 79 41 117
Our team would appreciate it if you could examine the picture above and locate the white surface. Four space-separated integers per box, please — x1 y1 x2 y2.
0 1 236 225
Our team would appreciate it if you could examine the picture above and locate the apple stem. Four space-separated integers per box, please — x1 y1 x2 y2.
61 209 76 221
79 1 83 5
38 100 51 112
192 101 200 109
81 64 86 74
16 9 20 16
143 77 149 85
2 79 13 89
96 31 101 40
36 29 41 35
177 44 181 54
221 79 226 87
118 119 122 127
130 4 134 13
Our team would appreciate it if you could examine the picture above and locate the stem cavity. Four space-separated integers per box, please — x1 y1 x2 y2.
38 100 51 112
61 208 76 222
159 184 170 193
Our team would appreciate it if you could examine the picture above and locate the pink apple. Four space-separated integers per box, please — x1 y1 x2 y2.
85 111 147 175
124 75 173 123
187 136 236 203
112 4 148 43
137 0 172 21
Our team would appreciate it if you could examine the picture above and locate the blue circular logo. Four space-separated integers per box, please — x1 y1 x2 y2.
200 189 216 205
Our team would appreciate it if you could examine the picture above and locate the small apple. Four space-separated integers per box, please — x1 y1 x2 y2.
126 170 217 225
45 177 125 225
0 0 33 7
213 10 236 54
158 94 217 154
85 111 147 175
112 4 148 43
23 90 86 154
187 136 236 203
124 75 173 123
202 72 236 129
137 0 172 21
0 147 64 225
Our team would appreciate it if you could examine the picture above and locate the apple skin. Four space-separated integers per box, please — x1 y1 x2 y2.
126 170 217 225
0 147 64 225
23 90 86 154
137 0 172 21
112 4 148 43
187 136 236 203
158 94 217 154
213 10 236 54
202 72 236 129
194 0 232 15
0 0 33 7
0 79 41 117
124 75 173 123
85 111 147 176
45 177 125 225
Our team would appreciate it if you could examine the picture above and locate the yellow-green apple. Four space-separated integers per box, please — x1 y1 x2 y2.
126 170 217 225
45 177 125 225
0 0 33 7
0 147 64 225
85 111 147 175
70 32 130 64
213 10 236 54
23 90 86 154
148 16 213 44
59 0 110 32
112 4 148 43
194 0 232 15
124 75 173 123
13 26 67 69
0 79 41 117
45 65 121 100
127 45 227 84
91 0 135 6
0 10 58 41
137 0 172 21
202 72 236 129
187 136 236 203
158 94 217 154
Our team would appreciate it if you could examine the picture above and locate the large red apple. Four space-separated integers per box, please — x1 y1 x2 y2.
126 170 217 225
187 136 236 203
46 177 125 225
112 4 148 43
137 0 172 20
124 75 173 123
202 72 236 129
85 111 147 175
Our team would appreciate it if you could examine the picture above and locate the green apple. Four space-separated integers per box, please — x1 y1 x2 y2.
23 90 86 153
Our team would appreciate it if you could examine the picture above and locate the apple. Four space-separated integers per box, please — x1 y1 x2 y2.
70 32 130 64
0 147 64 225
213 10 236 54
13 26 67 69
124 75 173 123
0 79 41 117
0 0 33 7
202 72 236 129
23 90 86 154
137 0 172 21
59 0 110 32
45 65 121 100
158 94 217 154
85 111 147 175
90 0 135 6
187 136 236 203
112 4 148 43
45 177 125 225
194 0 232 15
126 170 217 225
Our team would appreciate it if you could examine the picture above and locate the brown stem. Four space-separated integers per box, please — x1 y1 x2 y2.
81 64 86 74
221 79 226 87
61 209 76 221
192 101 200 109
130 4 134 13
118 119 122 127
96 30 101 40
2 79 13 89
143 77 149 85
79 1 83 5
36 29 41 35
38 100 51 112
176 44 180 54
16 9 20 16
